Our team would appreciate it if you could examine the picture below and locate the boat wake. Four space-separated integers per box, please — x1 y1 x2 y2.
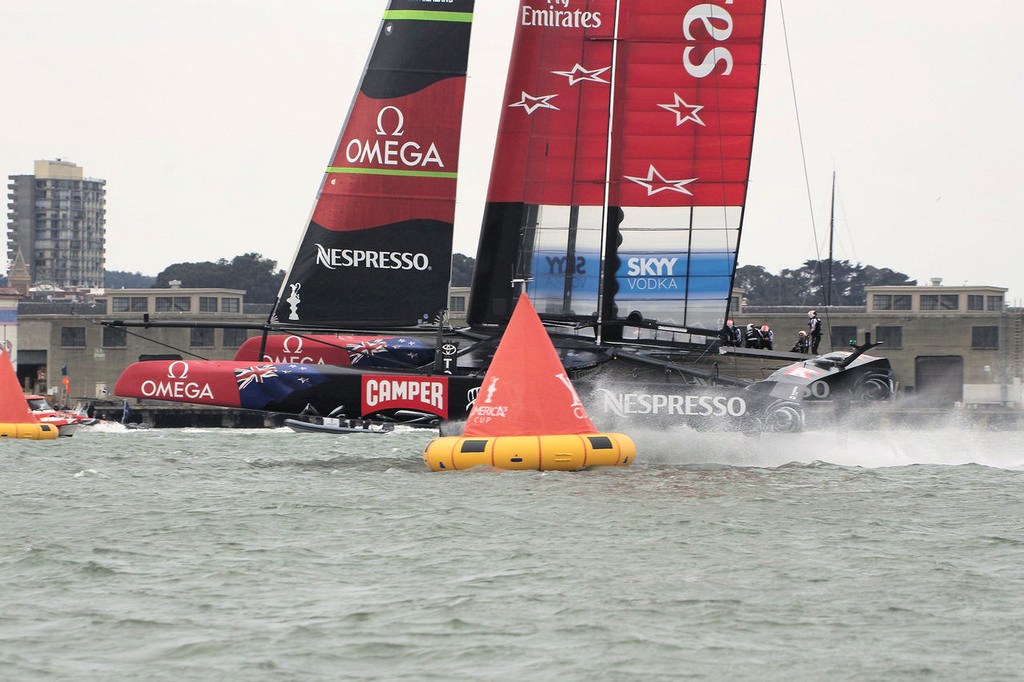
630 425 1024 470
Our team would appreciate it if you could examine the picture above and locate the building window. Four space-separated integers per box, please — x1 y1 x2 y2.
111 296 147 312
873 294 892 310
221 297 240 313
875 325 902 349
831 325 858 350
450 295 466 313
893 294 912 310
971 326 998 349
968 295 984 311
61 326 87 347
940 294 959 311
190 328 215 347
920 294 938 311
155 296 191 312
223 328 248 347
200 297 218 312
988 295 1003 312
102 326 127 347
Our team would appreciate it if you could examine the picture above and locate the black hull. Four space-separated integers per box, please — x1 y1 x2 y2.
284 418 394 435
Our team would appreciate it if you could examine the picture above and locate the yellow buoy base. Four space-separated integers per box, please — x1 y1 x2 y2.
0 423 60 440
424 433 635 471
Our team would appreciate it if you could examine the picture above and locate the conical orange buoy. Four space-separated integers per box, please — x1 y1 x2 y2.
424 294 634 470
0 349 59 440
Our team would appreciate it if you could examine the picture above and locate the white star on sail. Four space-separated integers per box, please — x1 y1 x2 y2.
658 93 705 127
509 91 559 115
552 63 610 86
624 165 697 196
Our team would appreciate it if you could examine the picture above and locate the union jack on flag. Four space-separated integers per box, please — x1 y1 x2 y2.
346 339 388 365
235 364 279 390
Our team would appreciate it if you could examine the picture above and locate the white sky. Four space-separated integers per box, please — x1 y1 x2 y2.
3 1 1023 302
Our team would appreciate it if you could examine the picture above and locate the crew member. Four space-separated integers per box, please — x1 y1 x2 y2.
808 310 823 354
790 330 810 354
760 324 774 350
744 323 764 349
720 319 738 347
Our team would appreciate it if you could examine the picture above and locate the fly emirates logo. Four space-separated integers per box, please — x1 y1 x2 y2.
521 0 602 28
684 2 741 79
139 361 215 401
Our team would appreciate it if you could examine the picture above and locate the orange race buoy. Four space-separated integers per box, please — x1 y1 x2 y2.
423 294 634 471
0 349 59 440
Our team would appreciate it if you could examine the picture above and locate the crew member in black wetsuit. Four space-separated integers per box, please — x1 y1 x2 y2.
790 330 810 354
720 319 739 347
743 323 764 349
808 310 822 354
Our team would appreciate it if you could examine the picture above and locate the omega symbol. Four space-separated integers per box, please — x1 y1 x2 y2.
375 106 405 137
167 361 190 380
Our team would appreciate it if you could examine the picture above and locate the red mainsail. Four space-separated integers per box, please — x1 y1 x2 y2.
470 0 767 336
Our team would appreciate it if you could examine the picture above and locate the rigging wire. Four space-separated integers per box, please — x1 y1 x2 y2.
780 0 832 332
779 0 819 261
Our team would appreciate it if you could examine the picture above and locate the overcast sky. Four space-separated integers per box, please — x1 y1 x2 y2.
3 1 1023 302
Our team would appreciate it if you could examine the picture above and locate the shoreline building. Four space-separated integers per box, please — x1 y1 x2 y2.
6 159 106 289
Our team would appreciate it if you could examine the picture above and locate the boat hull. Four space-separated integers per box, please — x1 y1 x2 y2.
283 418 394 435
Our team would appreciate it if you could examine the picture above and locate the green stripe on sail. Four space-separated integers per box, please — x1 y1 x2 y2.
326 166 458 179
382 11 473 23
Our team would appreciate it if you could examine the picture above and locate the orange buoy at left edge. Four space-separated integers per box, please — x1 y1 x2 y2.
0 422 59 440
423 433 635 472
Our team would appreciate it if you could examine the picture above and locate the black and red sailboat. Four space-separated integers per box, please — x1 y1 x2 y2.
109 0 893 432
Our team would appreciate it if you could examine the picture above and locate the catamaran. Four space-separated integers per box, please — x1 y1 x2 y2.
108 0 893 433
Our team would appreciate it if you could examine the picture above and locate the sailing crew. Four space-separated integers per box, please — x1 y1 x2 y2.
808 310 823 354
743 323 764 349
760 324 774 350
790 330 810 354
720 319 739 347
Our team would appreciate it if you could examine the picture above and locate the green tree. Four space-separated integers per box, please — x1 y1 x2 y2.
153 253 285 304
736 260 916 306
105 270 156 288
451 253 475 287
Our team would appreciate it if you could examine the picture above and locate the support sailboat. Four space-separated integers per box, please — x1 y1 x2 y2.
108 0 893 432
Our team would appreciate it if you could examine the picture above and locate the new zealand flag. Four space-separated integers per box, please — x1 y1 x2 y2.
234 363 330 410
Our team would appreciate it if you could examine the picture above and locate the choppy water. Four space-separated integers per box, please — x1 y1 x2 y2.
3 425 1024 681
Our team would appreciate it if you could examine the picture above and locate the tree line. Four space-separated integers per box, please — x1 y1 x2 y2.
102 252 476 304
735 260 915 306
100 255 913 307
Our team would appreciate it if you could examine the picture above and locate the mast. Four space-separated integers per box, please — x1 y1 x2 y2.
595 0 623 345
827 170 835 308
